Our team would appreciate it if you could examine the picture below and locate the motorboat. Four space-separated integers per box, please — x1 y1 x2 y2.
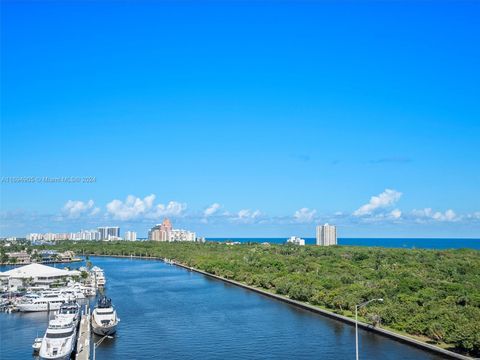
91 296 119 336
60 287 86 300
56 300 80 327
16 293 67 312
32 337 42 354
91 266 106 287
79 285 96 297
39 317 77 360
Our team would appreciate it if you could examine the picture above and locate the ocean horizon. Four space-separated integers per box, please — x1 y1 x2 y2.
206 237 480 250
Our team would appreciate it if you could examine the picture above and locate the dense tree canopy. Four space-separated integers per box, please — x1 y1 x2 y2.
39 241 480 356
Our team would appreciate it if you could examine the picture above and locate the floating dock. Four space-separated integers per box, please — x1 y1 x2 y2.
75 305 91 360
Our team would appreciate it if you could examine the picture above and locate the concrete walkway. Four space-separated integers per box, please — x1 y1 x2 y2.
76 306 91 360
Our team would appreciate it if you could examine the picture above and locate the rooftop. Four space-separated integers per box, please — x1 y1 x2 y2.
0 263 80 279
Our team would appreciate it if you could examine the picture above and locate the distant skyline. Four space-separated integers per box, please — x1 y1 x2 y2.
1 1 479 238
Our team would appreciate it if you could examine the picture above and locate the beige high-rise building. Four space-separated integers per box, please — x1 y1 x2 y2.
148 218 175 241
148 218 197 242
316 223 337 246
148 227 168 241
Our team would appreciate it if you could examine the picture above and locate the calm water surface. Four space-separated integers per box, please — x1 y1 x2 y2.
1 257 448 359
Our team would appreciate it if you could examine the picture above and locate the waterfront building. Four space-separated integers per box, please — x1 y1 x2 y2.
36 250 75 263
169 229 196 242
55 233 70 240
316 223 337 246
37 250 57 263
98 227 107 240
108 226 120 238
148 218 197 242
124 231 137 241
2 250 76 265
27 233 43 241
148 218 173 241
0 263 80 292
83 230 101 241
286 236 305 246
5 251 31 264
98 226 120 240
44 233 57 241
149 228 168 241
70 230 101 241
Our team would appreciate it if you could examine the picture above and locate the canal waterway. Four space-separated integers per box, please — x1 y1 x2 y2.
0 256 448 359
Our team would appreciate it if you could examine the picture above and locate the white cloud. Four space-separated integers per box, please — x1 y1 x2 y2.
471 212 480 220
106 194 156 220
90 207 101 216
411 208 458 222
354 189 402 216
204 203 221 217
150 201 187 218
63 200 98 218
106 194 186 221
293 208 317 223
233 209 262 223
390 209 402 219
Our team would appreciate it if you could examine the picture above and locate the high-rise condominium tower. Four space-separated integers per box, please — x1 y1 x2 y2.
98 226 120 240
316 223 337 246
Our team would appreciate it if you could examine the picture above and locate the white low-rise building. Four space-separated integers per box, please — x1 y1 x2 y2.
169 229 196 242
286 236 306 246
0 263 81 292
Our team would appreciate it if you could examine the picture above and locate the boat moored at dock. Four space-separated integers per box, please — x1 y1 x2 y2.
91 266 106 288
56 300 81 327
16 293 67 312
91 296 119 336
32 337 42 354
39 317 77 360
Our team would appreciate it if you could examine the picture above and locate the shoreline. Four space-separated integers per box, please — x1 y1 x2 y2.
84 253 473 360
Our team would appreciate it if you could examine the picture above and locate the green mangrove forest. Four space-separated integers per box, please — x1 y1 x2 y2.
41 241 480 356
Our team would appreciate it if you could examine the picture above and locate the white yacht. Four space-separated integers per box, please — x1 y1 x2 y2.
39 317 77 360
79 284 96 297
91 266 106 288
56 300 81 327
91 296 119 336
17 293 67 312
96 272 106 288
60 287 86 300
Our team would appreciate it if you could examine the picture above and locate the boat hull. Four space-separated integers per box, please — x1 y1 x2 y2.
92 318 117 336
17 302 63 312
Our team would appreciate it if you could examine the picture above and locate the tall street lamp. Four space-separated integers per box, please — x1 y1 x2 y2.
355 298 383 360
93 334 113 360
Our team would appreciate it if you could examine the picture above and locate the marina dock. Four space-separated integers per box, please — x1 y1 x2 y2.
76 305 91 360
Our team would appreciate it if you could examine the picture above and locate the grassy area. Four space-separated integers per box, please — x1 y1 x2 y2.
40 240 480 356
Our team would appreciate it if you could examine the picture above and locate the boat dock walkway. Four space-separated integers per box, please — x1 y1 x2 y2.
75 305 91 360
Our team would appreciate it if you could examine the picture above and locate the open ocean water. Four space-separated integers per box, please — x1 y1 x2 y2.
207 237 480 249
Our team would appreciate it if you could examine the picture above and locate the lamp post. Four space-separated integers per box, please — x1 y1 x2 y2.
93 335 113 360
355 298 383 360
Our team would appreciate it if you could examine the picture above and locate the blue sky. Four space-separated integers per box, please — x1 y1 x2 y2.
1 1 479 238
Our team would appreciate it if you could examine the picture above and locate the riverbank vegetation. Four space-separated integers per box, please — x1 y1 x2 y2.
41 241 480 356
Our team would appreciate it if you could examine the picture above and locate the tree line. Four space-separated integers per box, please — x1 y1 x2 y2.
36 240 480 356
